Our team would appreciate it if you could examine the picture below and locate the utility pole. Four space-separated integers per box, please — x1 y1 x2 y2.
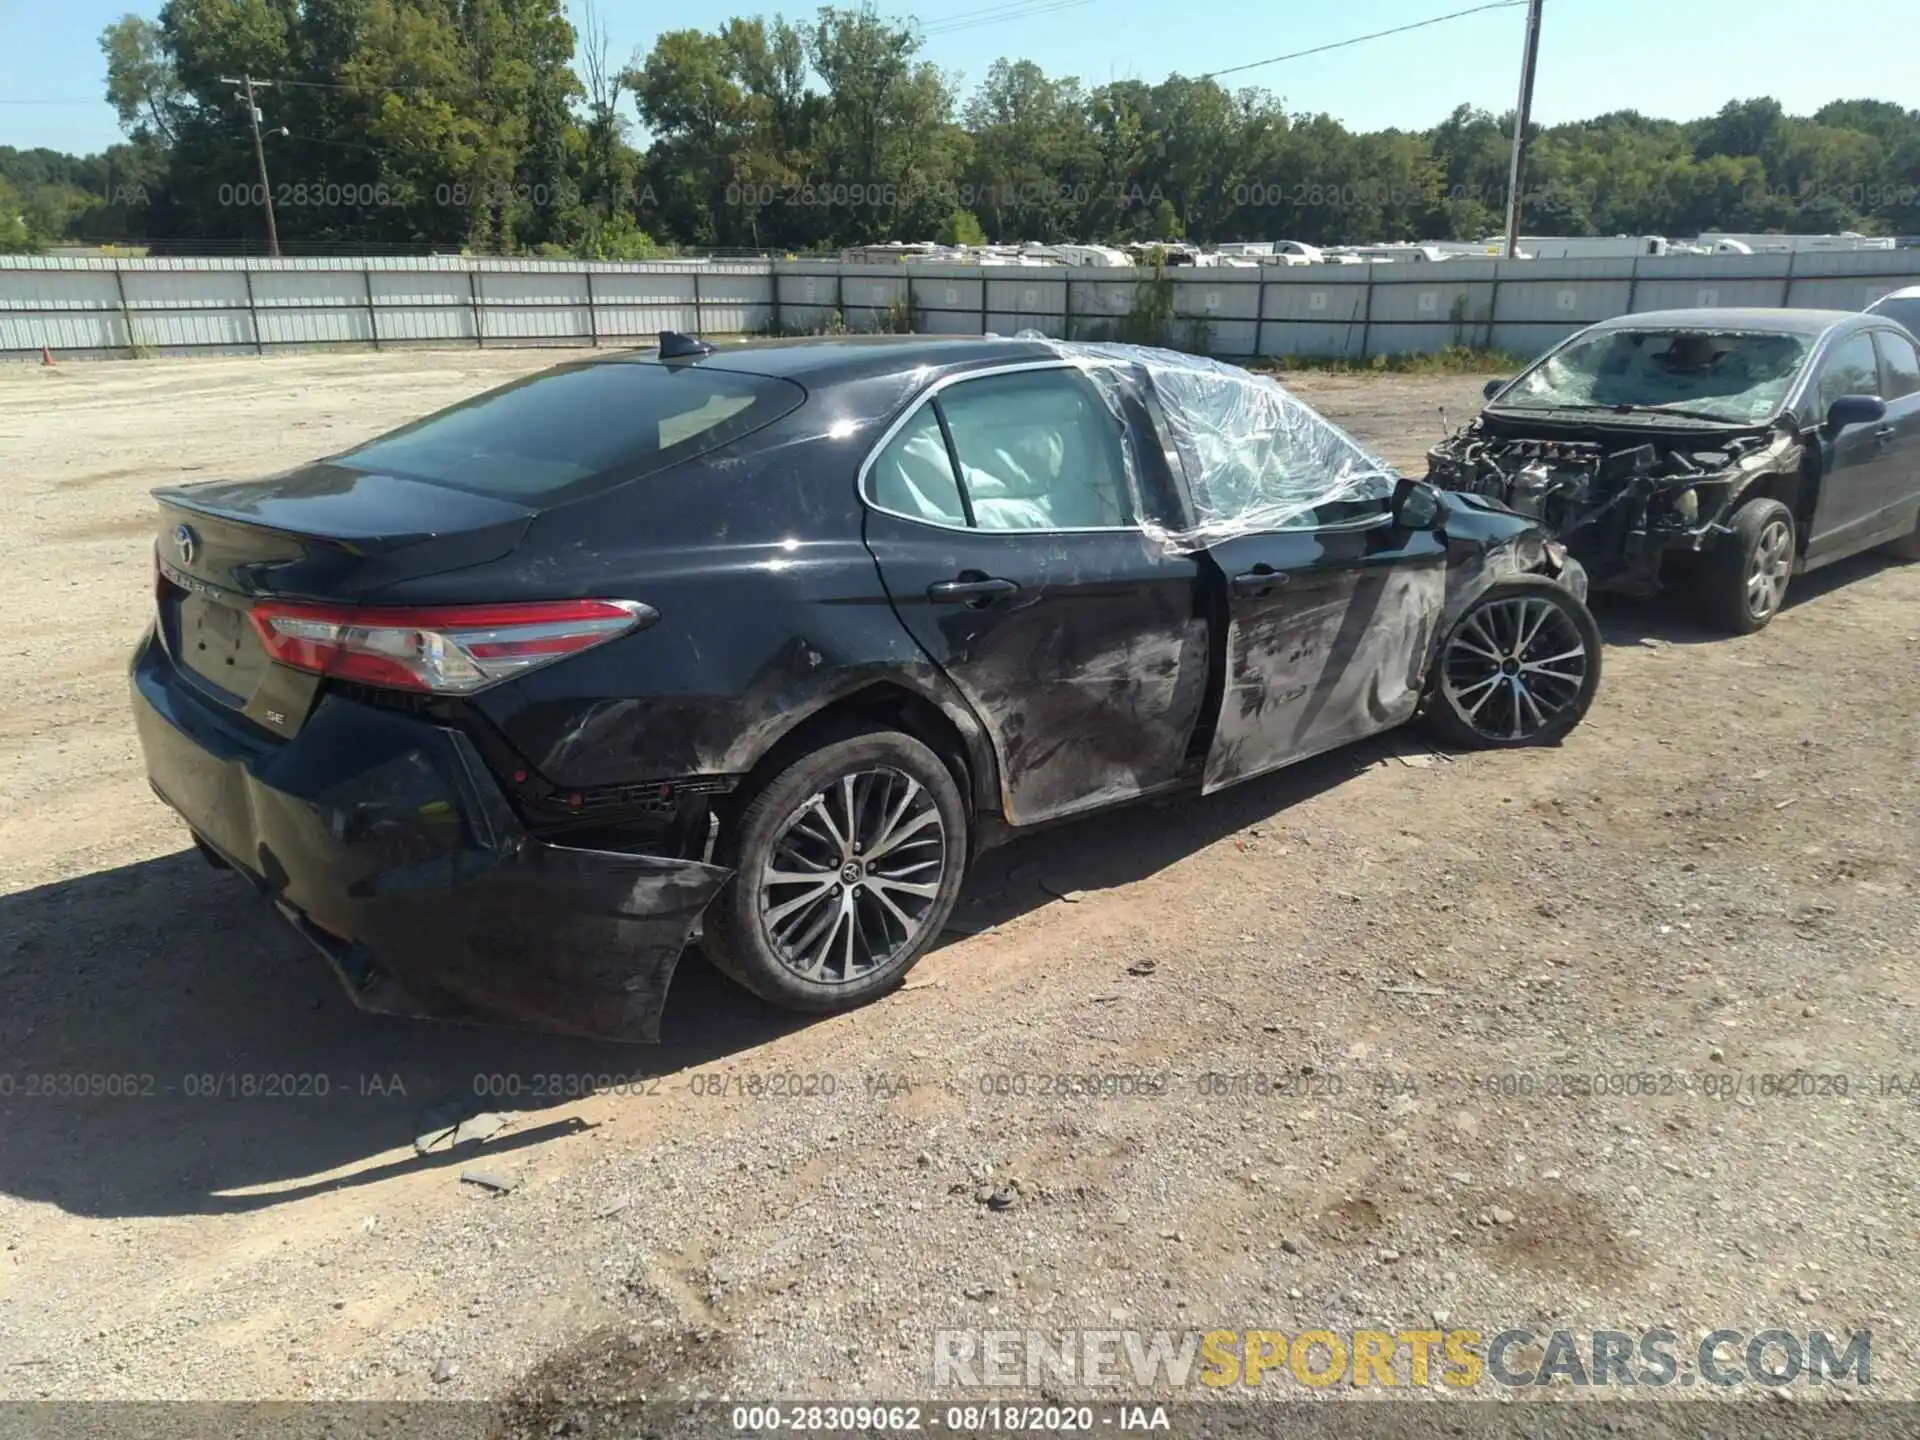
1501 0 1544 261
220 75 280 257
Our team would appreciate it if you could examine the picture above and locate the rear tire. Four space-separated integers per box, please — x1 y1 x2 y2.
1423 575 1602 749
1699 497 1796 633
702 726 968 1013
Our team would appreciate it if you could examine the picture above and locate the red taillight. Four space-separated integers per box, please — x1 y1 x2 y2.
248 598 654 694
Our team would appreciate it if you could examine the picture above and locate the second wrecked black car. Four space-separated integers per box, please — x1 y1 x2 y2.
132 335 1599 1042
1429 308 1920 632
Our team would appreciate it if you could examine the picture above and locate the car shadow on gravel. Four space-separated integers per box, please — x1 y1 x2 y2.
0 846 810 1221
0 746 1376 1221
1589 548 1900 647
937 745 1377 939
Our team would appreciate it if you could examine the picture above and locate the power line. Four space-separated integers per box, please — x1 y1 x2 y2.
1204 0 1527 81
912 0 1042 24
286 130 403 154
921 0 1100 35
915 0 1098 34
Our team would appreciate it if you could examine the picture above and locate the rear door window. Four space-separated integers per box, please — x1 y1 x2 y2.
936 370 1136 531
335 360 804 500
868 407 968 525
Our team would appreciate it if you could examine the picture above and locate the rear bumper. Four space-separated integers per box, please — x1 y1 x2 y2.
129 632 731 1043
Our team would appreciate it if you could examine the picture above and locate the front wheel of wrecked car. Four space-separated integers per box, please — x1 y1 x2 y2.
703 726 968 1013
1699 496 1796 633
1423 575 1602 749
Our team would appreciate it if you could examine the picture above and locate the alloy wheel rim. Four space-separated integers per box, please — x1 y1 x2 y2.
758 766 946 984
1747 518 1793 620
1441 596 1591 742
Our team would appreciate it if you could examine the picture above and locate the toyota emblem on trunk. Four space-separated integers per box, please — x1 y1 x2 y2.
173 523 196 566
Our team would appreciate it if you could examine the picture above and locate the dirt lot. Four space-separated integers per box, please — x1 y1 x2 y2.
0 349 1916 1412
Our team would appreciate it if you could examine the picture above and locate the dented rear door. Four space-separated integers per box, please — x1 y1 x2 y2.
860 365 1210 826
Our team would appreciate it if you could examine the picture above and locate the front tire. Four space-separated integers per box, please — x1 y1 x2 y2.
1423 575 1602 749
703 726 968 1013
1700 497 1796 633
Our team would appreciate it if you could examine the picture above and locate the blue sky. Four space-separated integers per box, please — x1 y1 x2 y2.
2 0 1914 156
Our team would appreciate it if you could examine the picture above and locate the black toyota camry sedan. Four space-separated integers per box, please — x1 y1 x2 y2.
132 334 1600 1041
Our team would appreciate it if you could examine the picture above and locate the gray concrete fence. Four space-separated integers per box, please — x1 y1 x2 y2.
4 251 1917 364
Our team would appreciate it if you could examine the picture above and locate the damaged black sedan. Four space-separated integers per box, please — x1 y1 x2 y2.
132 335 1599 1042
1429 308 1920 632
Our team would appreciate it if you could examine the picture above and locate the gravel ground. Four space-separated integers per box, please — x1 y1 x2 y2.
0 348 1915 1413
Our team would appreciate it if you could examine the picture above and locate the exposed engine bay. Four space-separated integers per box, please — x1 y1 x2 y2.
1426 420 1804 592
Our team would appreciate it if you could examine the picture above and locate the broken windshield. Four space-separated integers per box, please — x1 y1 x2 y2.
1496 329 1814 424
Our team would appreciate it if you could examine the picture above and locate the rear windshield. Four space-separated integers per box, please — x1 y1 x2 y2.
1498 328 1813 424
335 360 804 499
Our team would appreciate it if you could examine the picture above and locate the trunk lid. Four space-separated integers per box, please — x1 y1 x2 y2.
153 462 536 734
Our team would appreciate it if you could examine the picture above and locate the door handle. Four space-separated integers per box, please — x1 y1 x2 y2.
927 574 1018 606
1230 566 1290 597
1874 424 1897 444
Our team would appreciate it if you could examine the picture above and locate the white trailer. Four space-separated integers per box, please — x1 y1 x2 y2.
1346 244 1469 263
1695 232 1897 254
1023 244 1131 267
1498 235 1675 259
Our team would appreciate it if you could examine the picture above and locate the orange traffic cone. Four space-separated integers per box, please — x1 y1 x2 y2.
39 346 54 367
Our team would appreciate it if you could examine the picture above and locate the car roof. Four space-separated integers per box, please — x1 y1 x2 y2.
1868 286 1920 304
1585 307 1861 338
610 333 1064 385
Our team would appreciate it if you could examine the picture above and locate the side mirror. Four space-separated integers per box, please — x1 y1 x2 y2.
1826 393 1887 429
1392 476 1444 531
1483 377 1510 401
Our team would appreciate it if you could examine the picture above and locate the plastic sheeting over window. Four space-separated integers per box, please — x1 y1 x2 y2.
1027 340 1402 549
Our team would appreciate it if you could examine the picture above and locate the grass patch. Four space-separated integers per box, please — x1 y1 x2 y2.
1250 345 1521 377
758 309 850 338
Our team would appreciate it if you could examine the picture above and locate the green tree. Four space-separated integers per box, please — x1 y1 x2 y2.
806 6 958 241
629 27 751 247
961 59 1096 241
55 7 1920 256
936 208 985 245
0 177 37 252
102 15 184 144
570 0 639 239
